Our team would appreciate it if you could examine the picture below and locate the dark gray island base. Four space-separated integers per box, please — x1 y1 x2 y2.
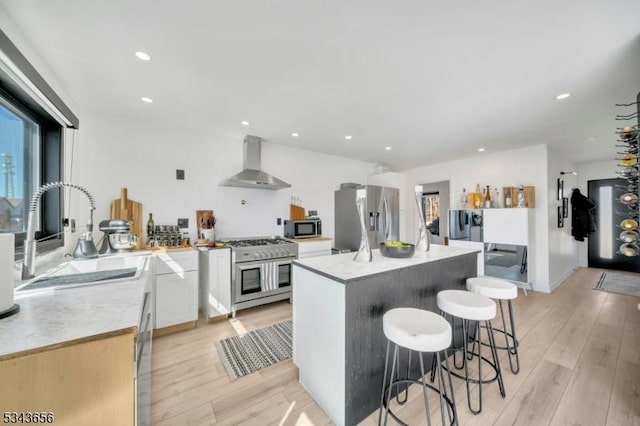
292 245 479 426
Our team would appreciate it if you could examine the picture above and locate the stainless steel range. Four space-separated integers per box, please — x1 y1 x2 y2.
223 236 298 316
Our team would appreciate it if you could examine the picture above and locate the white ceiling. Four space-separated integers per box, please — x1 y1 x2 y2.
1 0 639 170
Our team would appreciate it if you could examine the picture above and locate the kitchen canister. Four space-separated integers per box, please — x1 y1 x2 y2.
0 234 20 319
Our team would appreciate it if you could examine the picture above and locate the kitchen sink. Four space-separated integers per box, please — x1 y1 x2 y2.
16 255 148 292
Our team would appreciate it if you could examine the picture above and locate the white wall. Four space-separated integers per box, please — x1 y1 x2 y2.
546 146 579 291
68 111 375 249
402 144 553 292
576 159 618 266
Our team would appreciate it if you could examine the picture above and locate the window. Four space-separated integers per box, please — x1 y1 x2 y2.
422 192 440 236
0 28 77 256
0 87 63 256
0 96 39 234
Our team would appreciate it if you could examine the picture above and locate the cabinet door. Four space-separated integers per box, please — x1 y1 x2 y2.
209 249 231 317
155 270 198 329
297 239 332 255
155 250 198 274
483 208 530 245
298 250 331 259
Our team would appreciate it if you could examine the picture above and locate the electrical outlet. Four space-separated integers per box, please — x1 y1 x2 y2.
277 218 282 225
176 169 185 180
177 218 189 228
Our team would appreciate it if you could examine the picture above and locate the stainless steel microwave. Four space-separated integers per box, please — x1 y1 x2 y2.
284 219 322 239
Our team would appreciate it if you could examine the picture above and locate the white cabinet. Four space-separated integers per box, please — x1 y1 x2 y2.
296 238 332 259
198 248 232 318
482 208 535 285
154 250 199 329
483 208 532 246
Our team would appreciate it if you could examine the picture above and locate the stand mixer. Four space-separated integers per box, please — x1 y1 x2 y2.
98 220 138 254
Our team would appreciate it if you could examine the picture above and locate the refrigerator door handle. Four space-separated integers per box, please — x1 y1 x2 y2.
383 198 390 239
375 212 380 232
369 212 375 231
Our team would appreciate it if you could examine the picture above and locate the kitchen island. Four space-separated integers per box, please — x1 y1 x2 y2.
292 244 478 426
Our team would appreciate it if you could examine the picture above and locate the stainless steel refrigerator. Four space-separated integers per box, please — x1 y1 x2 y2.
334 185 400 251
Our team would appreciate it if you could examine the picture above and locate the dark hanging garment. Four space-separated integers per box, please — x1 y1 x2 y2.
571 188 597 241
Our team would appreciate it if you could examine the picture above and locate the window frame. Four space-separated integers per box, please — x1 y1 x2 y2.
0 85 64 257
0 28 77 259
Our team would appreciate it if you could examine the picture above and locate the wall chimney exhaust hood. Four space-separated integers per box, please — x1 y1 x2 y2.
219 135 291 190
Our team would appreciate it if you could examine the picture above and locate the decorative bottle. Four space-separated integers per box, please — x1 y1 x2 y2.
494 188 500 208
460 188 468 209
505 190 512 208
146 213 154 246
484 185 491 208
517 185 526 208
474 184 482 208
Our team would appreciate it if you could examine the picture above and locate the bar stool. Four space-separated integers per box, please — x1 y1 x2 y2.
433 290 505 415
467 276 520 374
378 308 458 426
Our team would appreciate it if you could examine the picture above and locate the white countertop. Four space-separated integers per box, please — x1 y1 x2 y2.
0 254 151 360
293 244 479 282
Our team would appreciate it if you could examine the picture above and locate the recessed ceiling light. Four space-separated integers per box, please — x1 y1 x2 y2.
385 146 392 151
135 51 151 61
292 133 299 137
555 93 571 100
241 121 250 126
141 97 153 103
345 135 352 140
478 148 485 152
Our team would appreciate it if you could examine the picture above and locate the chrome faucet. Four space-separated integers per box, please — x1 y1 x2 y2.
22 181 98 279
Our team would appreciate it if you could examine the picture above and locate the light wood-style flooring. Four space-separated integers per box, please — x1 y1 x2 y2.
151 267 640 425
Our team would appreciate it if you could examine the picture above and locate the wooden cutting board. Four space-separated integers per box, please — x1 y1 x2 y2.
109 188 143 250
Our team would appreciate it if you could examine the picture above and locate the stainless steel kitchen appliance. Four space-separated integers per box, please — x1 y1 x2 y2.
223 236 298 316
98 220 137 254
334 185 400 251
284 218 322 239
448 209 483 242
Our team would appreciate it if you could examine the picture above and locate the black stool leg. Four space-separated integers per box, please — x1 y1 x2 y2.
506 300 520 374
396 349 411 404
486 320 506 398
382 344 400 426
462 319 483 414
418 352 433 426
467 320 478 361
430 311 444 383
435 351 447 426
442 351 458 425
378 340 391 426
453 317 465 369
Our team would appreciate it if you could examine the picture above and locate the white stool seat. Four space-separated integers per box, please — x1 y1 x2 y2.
383 308 452 353
437 290 496 321
467 277 518 300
